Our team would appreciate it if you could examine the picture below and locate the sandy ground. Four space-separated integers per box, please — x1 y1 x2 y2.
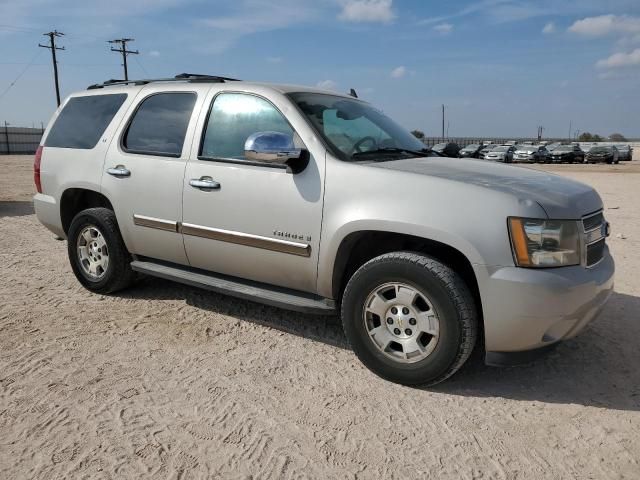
1 154 639 479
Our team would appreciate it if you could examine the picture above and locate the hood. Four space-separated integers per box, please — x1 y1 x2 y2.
369 157 602 218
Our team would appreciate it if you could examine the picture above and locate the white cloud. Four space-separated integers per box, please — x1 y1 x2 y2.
316 79 338 90
433 23 453 34
596 48 640 68
148 50 160 57
338 0 395 23
568 14 640 37
197 1 320 53
542 22 555 34
390 66 406 78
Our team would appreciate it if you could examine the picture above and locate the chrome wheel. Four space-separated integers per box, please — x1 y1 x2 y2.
76 225 109 279
363 282 440 363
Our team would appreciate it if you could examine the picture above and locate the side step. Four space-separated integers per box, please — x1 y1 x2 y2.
130 260 336 315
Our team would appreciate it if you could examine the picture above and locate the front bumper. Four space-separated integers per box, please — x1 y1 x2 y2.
474 246 614 357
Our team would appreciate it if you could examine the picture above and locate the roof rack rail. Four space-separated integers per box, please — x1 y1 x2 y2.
87 73 240 90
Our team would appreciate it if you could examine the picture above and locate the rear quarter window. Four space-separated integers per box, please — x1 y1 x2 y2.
44 94 127 149
123 92 196 157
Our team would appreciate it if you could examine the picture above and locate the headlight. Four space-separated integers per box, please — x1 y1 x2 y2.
508 217 581 267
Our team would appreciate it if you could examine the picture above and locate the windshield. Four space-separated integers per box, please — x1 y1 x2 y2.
494 146 510 152
288 92 429 161
591 147 611 153
555 145 573 152
463 144 479 150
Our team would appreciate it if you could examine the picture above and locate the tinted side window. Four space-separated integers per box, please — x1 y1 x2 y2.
124 93 196 156
201 93 293 160
45 94 127 149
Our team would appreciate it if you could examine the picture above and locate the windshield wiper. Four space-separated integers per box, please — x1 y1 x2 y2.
351 147 436 159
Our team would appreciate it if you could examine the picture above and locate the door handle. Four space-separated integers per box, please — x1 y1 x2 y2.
189 177 220 190
106 165 131 178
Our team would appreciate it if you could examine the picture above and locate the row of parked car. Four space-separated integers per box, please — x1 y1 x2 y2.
430 141 633 164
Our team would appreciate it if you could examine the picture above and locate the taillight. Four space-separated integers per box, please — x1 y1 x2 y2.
34 145 43 193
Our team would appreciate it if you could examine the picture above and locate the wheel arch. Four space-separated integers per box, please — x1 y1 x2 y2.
330 230 484 342
60 188 114 235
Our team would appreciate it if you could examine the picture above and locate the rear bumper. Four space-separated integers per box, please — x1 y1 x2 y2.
33 193 65 238
475 247 614 355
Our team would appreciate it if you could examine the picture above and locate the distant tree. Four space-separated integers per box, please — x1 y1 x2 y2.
411 130 425 139
577 132 604 142
609 133 627 142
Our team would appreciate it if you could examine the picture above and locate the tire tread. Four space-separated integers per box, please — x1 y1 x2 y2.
67 207 135 294
341 251 478 386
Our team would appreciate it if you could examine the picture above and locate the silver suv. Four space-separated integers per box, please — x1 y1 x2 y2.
34 74 614 385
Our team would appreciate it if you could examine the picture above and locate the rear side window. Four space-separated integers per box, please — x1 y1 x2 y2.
45 94 127 149
123 92 196 157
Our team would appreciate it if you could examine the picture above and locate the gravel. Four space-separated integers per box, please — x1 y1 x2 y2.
1 155 639 479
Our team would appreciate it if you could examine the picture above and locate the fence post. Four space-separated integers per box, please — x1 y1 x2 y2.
3 122 10 155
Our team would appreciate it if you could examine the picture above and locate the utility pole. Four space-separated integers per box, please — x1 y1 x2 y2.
537 126 544 141
108 38 139 81
441 104 445 140
38 30 65 106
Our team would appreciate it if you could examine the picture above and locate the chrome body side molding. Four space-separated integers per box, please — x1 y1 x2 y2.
133 214 179 232
181 223 311 257
132 215 311 257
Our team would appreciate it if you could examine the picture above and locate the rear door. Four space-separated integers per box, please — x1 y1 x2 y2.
101 84 206 265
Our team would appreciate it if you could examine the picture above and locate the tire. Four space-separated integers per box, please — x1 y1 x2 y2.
341 252 478 386
67 207 135 294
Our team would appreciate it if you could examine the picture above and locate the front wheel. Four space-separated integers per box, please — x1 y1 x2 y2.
341 252 478 386
67 207 135 294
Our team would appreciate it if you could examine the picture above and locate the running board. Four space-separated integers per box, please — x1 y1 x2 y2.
130 260 336 315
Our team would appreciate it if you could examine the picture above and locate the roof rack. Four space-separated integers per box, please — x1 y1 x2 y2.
87 73 240 90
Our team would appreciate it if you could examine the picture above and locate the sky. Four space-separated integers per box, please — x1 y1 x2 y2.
0 0 639 138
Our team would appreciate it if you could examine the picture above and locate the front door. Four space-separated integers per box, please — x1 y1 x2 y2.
102 87 204 265
182 91 325 293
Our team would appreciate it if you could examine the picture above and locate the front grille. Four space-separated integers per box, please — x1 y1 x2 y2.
587 239 606 266
582 211 606 266
583 212 604 232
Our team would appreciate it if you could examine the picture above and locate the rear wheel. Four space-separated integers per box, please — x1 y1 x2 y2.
341 252 478 386
67 207 135 294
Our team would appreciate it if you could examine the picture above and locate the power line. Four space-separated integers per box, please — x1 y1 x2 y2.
0 49 44 102
0 24 41 33
108 38 139 81
39 30 65 106
133 55 149 77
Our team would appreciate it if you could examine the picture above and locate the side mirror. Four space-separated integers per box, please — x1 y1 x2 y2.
244 131 303 165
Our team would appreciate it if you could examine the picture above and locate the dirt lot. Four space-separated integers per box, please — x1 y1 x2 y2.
1 155 639 479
